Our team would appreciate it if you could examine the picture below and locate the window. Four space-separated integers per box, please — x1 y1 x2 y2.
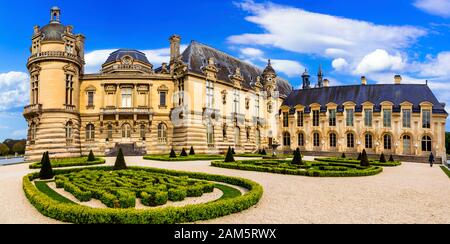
347 133 354 148
346 109 354 127
255 129 261 146
283 112 289 127
222 124 227 140
384 134 392 150
402 109 411 128
140 124 146 139
313 110 320 127
383 109 392 128
422 136 432 152
65 121 73 141
297 111 304 127
365 134 373 149
86 124 95 141
121 88 132 108
107 125 113 140
313 133 320 147
206 80 214 108
30 122 36 143
233 89 240 113
122 124 131 138
178 79 185 105
255 96 260 118
65 74 74 106
31 75 39 104
422 109 431 129
329 133 337 147
158 123 167 143
207 124 214 145
298 133 304 147
328 109 336 127
87 91 94 107
364 109 373 127
234 127 240 145
246 127 250 141
160 91 167 107
283 132 291 146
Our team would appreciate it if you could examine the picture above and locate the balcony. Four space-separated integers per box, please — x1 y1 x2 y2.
23 104 42 118
27 51 84 67
100 107 153 115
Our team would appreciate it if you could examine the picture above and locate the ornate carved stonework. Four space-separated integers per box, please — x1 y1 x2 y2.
63 63 78 75
221 90 228 105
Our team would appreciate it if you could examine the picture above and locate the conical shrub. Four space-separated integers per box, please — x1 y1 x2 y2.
389 155 394 162
87 150 95 162
39 151 54 180
169 148 177 158
113 148 127 170
357 152 362 161
379 153 387 163
189 146 195 155
360 149 370 167
225 146 235 162
261 148 267 155
291 148 303 165
341 153 346 159
231 148 236 155
180 148 188 157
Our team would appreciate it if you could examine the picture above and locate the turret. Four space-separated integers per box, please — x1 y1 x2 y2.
302 69 310 89
262 59 277 96
317 64 323 88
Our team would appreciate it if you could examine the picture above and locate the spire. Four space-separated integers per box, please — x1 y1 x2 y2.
317 64 323 88
50 7 61 23
262 59 276 76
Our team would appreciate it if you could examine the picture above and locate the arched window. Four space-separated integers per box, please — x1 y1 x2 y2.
422 136 432 152
107 124 113 140
158 123 167 143
329 133 337 147
283 132 291 146
313 133 320 147
347 133 354 148
256 129 261 146
365 134 373 149
66 121 73 144
122 123 131 138
140 124 146 139
234 127 240 145
246 127 251 141
86 124 95 141
298 133 304 147
206 123 214 145
222 124 227 141
383 134 392 150
30 122 37 143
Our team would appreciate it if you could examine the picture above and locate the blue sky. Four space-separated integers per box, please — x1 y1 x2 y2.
1 0 450 140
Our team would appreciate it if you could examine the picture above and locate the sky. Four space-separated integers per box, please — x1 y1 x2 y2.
1 0 450 140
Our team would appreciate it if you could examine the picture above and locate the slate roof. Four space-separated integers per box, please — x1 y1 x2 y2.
40 23 66 42
104 49 151 65
283 84 447 114
181 41 293 96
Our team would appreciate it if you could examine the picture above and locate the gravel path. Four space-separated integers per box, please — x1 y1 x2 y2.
0 157 449 224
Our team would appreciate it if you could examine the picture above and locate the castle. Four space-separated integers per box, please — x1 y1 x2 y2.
24 7 447 163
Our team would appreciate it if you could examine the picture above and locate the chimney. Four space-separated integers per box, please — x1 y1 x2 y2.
169 34 181 64
361 76 367 85
394 75 402 84
323 79 329 87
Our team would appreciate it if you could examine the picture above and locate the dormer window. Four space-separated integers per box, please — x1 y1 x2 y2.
121 56 133 65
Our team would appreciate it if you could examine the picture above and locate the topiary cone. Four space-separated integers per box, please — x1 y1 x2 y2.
389 155 394 162
189 146 195 155
341 153 346 159
291 148 303 165
360 149 370 167
357 152 362 161
379 153 387 163
224 146 235 162
180 148 188 157
39 151 54 180
231 148 236 155
113 148 127 170
87 150 95 162
169 148 177 158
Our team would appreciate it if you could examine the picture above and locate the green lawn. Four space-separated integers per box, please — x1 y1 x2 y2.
440 166 450 179
214 184 242 200
35 181 75 204
143 154 224 161
29 157 106 169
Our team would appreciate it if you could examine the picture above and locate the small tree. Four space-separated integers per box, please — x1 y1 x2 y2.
341 153 346 159
180 148 188 157
291 148 303 165
189 146 195 155
113 148 127 170
39 152 54 180
224 146 235 162
231 148 236 155
389 155 394 162
0 143 9 156
379 153 387 163
360 149 370 167
169 148 177 158
261 148 267 155
87 150 96 162
12 141 26 155
357 152 362 161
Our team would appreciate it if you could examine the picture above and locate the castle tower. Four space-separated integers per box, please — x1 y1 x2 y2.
302 69 311 89
23 7 85 161
262 59 277 97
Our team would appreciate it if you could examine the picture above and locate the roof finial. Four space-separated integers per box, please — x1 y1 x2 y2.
50 6 61 24
268 59 271 65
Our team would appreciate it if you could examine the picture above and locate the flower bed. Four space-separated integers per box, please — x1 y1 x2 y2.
314 157 401 167
211 160 383 177
23 166 262 224
143 154 224 161
29 157 106 169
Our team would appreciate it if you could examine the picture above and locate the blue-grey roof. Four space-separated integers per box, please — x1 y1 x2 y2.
40 23 65 42
104 49 150 65
283 84 447 114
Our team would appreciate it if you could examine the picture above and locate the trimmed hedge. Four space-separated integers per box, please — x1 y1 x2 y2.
144 154 224 161
30 157 106 169
23 166 263 224
315 157 401 167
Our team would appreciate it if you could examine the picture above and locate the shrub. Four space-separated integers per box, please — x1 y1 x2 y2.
141 190 168 206
360 149 370 167
39 152 54 180
180 148 188 157
379 153 387 163
113 148 127 170
291 148 303 165
29 157 106 169
169 148 177 158
389 155 394 162
261 148 267 155
341 153 346 159
224 146 235 163
189 146 195 155
87 150 96 162
187 185 204 197
231 148 236 155
168 187 187 201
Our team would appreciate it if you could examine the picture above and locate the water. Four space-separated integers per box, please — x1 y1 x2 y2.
0 157 25 166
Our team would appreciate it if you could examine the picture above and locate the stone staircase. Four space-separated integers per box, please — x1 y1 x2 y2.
106 143 146 157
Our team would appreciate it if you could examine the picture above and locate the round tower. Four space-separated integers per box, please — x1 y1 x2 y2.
24 7 85 161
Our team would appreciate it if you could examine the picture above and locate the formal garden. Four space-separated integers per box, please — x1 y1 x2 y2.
29 150 105 169
24 149 262 224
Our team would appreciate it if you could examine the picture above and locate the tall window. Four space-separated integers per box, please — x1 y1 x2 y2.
107 124 113 140
140 124 146 139
31 75 39 104
178 79 185 106
206 124 214 145
30 122 37 143
206 80 214 108
297 111 304 127
365 134 373 149
283 132 291 146
329 133 337 147
346 109 354 127
347 133 354 148
383 134 392 150
65 74 74 106
312 110 320 127
402 109 411 128
86 124 95 141
383 109 392 128
122 124 131 138
364 109 373 127
246 127 250 141
255 95 260 118
283 112 289 127
422 136 432 152
159 91 167 107
122 88 132 108
87 91 94 107
298 133 304 147
234 127 240 145
233 89 240 113
255 129 260 146
158 123 167 143
329 109 336 127
65 121 73 143
422 109 431 129
313 133 320 147
222 124 227 141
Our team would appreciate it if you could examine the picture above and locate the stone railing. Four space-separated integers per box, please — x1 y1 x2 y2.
102 64 153 74
23 104 42 116
100 107 153 115
27 51 83 66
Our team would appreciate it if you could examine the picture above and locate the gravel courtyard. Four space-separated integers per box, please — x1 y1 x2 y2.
0 156 449 224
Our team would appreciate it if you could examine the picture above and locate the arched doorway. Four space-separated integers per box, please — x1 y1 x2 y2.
122 123 131 142
403 135 411 155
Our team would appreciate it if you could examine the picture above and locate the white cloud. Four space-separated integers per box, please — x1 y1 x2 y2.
240 47 264 57
416 51 450 78
414 0 450 18
270 59 305 77
0 71 29 111
355 49 405 75
332 58 349 71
